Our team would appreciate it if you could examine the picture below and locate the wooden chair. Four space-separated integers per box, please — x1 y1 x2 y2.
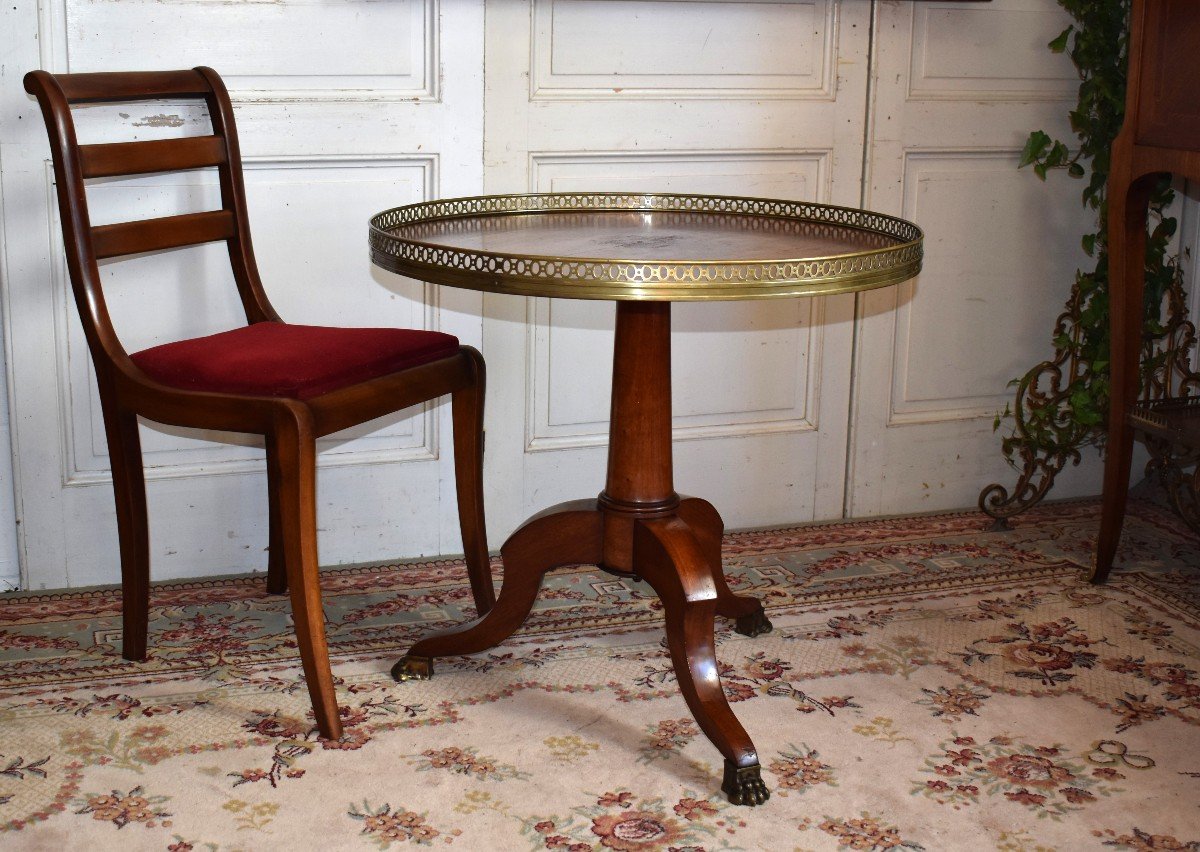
1095 0 1200 582
23 67 495 739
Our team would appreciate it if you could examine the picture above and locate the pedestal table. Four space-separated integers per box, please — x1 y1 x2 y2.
369 193 923 805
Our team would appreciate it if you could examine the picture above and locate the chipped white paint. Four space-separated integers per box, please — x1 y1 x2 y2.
1 0 484 589
481 0 872 537
0 0 1124 592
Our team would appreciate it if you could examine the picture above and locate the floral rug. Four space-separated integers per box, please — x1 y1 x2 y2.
1 497 1198 851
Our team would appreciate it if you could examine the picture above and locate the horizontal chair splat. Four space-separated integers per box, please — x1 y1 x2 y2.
80 136 227 179
55 70 210 103
91 210 235 259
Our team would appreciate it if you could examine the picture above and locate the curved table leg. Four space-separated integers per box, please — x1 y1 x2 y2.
677 497 772 638
633 516 769 806
392 500 603 681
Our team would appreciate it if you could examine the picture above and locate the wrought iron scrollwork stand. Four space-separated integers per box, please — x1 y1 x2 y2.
980 271 1200 535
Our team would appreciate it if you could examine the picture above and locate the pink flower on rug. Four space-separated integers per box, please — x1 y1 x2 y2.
242 711 309 740
321 728 371 751
1001 642 1075 671
722 681 757 703
672 798 717 821
1098 827 1200 851
946 749 980 766
596 792 634 808
769 745 835 791
1062 787 1095 804
590 810 684 850
1004 789 1047 806
76 785 170 828
986 753 1074 788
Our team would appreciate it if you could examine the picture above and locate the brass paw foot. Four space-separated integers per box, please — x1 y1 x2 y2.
721 760 770 806
733 608 773 638
390 654 433 682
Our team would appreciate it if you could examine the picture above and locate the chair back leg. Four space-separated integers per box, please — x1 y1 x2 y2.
98 391 151 661
265 438 288 596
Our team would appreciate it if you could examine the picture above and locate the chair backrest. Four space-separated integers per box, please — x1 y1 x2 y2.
23 67 280 376
1126 0 1200 153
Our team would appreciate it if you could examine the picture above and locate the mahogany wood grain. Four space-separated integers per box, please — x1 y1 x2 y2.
23 67 493 741
79 136 227 179
677 497 768 625
394 302 773 804
91 210 236 259
397 501 602 666
633 517 768 805
1095 0 1200 581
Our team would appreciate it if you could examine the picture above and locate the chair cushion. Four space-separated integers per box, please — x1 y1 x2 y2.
131 322 460 400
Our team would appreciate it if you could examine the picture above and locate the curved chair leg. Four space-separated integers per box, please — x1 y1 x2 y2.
633 517 769 806
677 497 771 637
264 437 287 596
452 347 494 616
393 500 602 681
101 396 150 662
270 410 342 740
1095 169 1156 583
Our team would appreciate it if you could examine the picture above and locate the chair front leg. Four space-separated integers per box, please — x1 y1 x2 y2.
270 408 343 740
452 347 495 616
100 392 151 662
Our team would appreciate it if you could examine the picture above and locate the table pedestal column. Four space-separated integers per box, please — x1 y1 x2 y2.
393 301 772 806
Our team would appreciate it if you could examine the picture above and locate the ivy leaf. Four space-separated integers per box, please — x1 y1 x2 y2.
1068 162 1086 178
1020 131 1052 168
1048 25 1073 53
1082 233 1096 255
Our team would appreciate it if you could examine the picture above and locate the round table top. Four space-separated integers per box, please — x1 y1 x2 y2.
369 193 923 301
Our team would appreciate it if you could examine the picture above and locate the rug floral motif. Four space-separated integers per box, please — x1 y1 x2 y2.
0 497 1197 851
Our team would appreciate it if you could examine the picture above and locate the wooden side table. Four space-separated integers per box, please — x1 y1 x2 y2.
369 193 923 805
1094 0 1200 581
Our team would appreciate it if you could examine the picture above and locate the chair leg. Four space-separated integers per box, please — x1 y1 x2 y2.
452 347 495 616
264 437 288 595
100 396 150 662
1094 168 1156 584
269 410 342 740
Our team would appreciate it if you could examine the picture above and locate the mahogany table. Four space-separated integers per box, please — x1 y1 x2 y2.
369 193 922 805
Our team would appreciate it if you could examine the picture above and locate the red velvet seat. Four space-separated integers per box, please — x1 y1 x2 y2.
132 323 460 400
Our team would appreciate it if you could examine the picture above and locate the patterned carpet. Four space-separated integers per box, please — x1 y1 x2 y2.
0 498 1197 851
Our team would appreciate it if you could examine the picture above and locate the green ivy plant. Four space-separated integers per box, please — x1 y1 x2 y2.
996 0 1177 463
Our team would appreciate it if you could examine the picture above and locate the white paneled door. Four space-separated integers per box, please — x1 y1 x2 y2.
0 1 1102 590
849 0 1099 516
480 0 873 538
0 0 484 589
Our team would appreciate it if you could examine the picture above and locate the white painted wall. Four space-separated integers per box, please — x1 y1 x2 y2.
0 1 1177 592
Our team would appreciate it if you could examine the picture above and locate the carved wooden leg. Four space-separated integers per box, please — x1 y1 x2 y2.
264 437 287 596
677 497 771 637
452 347 495 617
1095 168 1157 583
270 409 342 740
393 500 603 681
101 397 151 662
633 517 769 806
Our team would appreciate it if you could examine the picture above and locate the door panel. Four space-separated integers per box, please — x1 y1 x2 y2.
2 0 484 588
481 0 870 539
0 0 1128 590
849 0 1100 516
